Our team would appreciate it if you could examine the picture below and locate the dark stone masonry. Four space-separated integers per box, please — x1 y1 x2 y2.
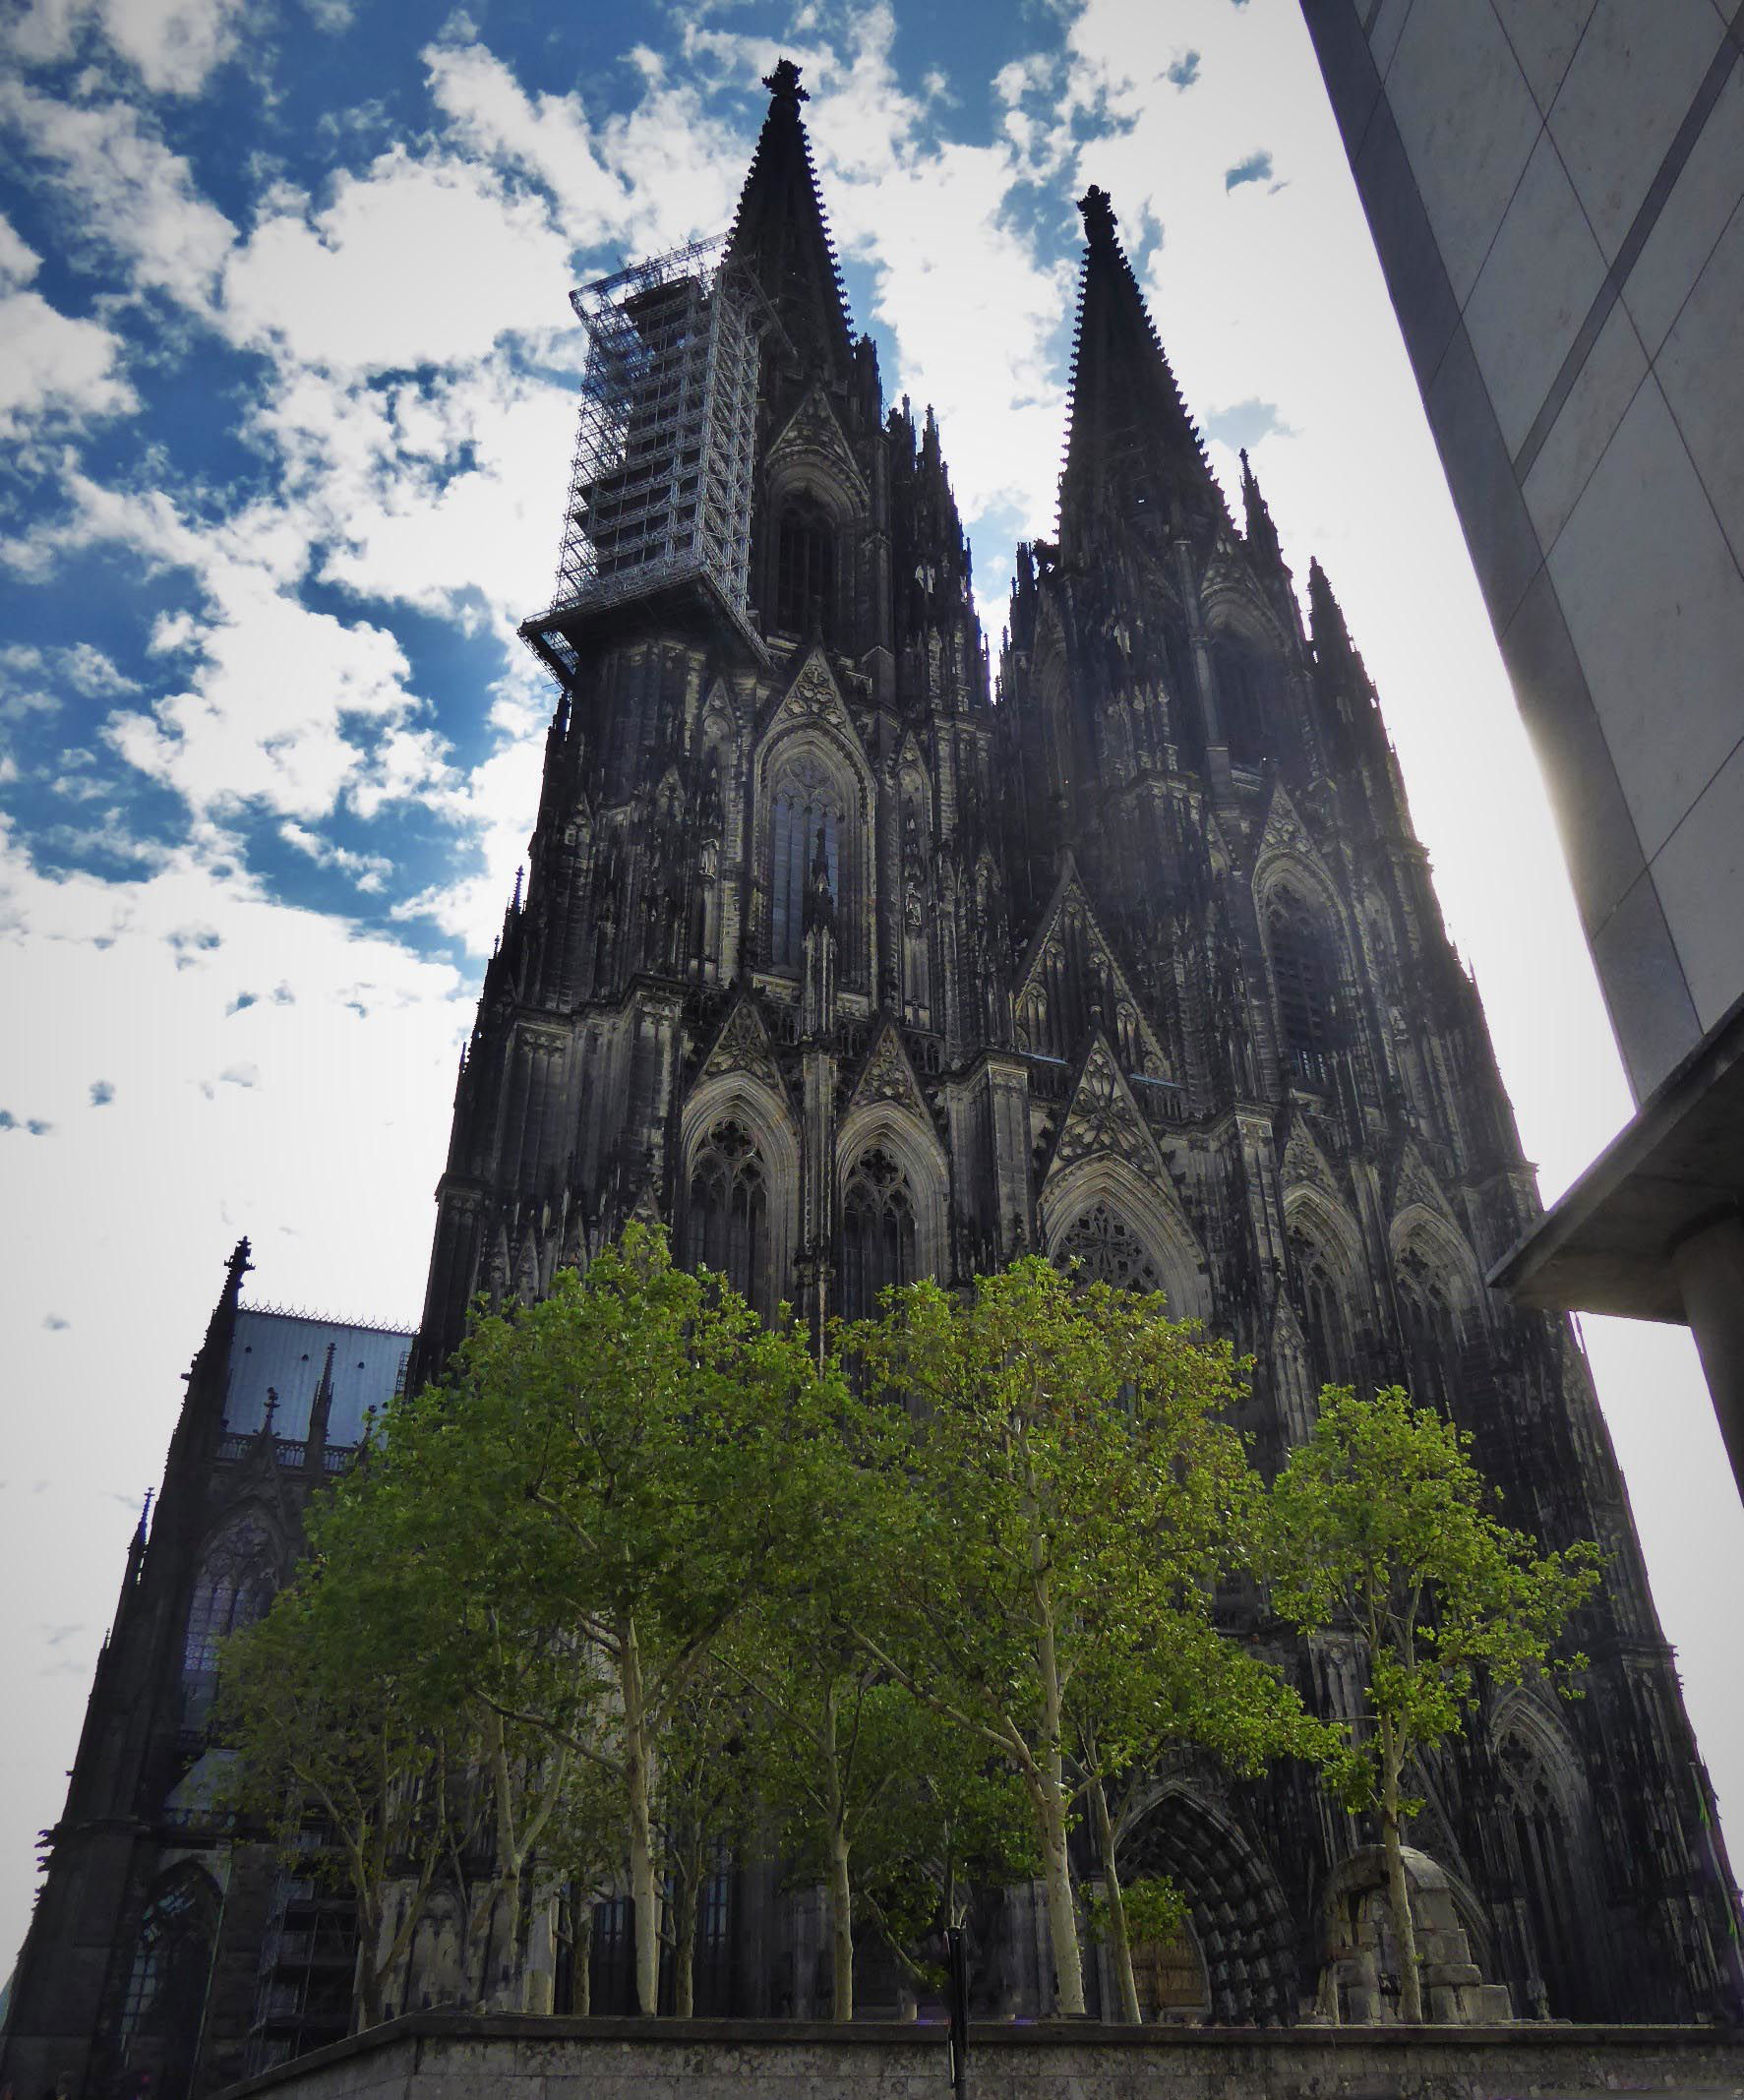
5 56 1740 2100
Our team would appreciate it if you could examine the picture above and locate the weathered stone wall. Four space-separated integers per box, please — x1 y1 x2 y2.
216 2012 1744 2100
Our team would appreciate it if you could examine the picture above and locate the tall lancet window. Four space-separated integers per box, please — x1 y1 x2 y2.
775 495 836 639
118 1866 221 2100
685 1118 770 1307
183 1515 275 1698
769 756 844 970
1269 895 1338 1086
840 1148 917 1323
1216 636 1273 766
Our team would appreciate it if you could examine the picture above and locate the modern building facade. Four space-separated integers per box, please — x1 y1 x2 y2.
5 58 1740 2100
1297 0 1744 1490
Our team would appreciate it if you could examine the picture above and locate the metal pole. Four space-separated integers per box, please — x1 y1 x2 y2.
945 1925 969 2098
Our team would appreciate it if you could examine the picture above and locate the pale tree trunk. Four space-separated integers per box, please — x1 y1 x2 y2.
1025 1438 1085 2015
1379 1725 1423 2023
1088 1775 1141 2023
828 1826 855 2021
673 1871 698 2018
823 1683 854 2022
621 1612 663 2016
572 1905 594 2016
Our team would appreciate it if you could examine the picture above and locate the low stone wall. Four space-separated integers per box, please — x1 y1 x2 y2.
215 2012 1744 2100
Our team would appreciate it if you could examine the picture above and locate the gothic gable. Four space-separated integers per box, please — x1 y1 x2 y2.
846 1017 930 1122
757 645 872 777
1046 1033 1163 1181
1390 1137 1461 1233
1280 1111 1342 1204
766 380 870 508
1252 781 1338 903
696 994 792 1110
1013 855 1168 1075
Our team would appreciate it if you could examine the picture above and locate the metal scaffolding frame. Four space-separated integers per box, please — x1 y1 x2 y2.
532 234 764 671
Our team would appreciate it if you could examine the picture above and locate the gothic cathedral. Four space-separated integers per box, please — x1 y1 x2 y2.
5 58 1738 2100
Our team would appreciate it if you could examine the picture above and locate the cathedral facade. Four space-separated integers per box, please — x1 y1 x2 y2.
5 59 1739 2100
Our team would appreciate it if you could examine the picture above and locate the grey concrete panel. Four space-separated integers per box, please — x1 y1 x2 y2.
1523 293 1648 549
1387 1 1543 303
1624 51 1744 355
1548 0 1727 264
1424 324 1546 631
1299 0 1383 155
1353 96 1462 389
1369 0 1412 75
1654 733 1744 1028
1500 567 1645 932
1465 132 1609 453
1548 378 1744 857
1589 868 1703 1095
1657 191 1744 574
1490 0 1598 116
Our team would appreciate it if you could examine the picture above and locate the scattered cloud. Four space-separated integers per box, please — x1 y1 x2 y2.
1202 396 1295 450
41 1315 71 1332
7 0 247 95
0 1110 55 1135
1225 149 1273 191
1167 50 1201 89
90 1079 115 1105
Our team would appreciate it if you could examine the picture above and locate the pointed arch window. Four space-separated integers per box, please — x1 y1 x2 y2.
1057 1201 1164 1292
840 1148 917 1323
1268 895 1338 1087
766 748 858 978
118 1866 221 2099
775 494 836 639
1290 1222 1355 1388
684 1118 770 1308
183 1516 275 1688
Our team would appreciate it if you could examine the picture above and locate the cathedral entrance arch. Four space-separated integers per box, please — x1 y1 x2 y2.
1117 1786 1297 2023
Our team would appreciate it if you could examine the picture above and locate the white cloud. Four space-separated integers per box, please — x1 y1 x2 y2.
7 0 247 95
0 287 135 440
0 82 236 316
278 820 391 894
222 147 574 373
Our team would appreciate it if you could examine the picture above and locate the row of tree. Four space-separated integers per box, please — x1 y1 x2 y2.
218 1227 1598 2029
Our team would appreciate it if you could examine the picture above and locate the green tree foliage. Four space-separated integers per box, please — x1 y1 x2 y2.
215 1537 475 2031
840 1258 1308 2016
1266 1385 1601 2022
370 1226 831 2017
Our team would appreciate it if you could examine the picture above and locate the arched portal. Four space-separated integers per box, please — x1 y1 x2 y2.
1118 1789 1298 2023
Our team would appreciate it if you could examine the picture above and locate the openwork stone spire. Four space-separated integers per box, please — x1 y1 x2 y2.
727 58 853 382
1058 184 1229 554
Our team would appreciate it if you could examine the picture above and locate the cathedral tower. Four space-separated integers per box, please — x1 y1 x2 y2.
417 95 1738 2019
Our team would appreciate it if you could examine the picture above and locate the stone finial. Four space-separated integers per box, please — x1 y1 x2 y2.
762 57 808 105
1078 185 1118 247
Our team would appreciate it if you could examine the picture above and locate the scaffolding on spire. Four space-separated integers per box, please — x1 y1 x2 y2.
520 234 776 682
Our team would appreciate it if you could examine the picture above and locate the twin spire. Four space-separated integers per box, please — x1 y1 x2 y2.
729 64 1267 564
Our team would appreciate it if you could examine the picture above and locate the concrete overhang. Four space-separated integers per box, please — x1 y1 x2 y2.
1489 990 1744 1321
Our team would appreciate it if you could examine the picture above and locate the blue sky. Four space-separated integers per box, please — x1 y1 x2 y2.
3 0 1742 1980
